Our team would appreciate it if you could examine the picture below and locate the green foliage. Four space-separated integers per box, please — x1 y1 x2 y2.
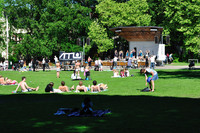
84 43 91 54
96 0 151 27
0 0 5 47
146 0 200 59
88 0 151 53
164 0 200 56
4 0 92 60
88 21 113 53
8 54 18 63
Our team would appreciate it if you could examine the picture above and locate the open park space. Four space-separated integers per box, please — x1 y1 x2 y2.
0 68 200 132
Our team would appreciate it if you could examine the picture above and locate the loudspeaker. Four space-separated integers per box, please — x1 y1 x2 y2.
76 38 81 46
154 36 158 44
166 35 170 44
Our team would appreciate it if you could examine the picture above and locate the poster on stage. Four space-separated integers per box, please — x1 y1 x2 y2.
59 51 82 61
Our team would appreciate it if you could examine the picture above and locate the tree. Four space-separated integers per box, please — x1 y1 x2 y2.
0 0 5 49
87 0 151 53
4 0 93 60
88 21 113 53
96 0 151 27
147 0 200 59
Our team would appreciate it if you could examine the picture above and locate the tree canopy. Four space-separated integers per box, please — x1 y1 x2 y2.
4 0 92 60
87 0 151 53
164 0 200 57
147 0 200 59
0 0 5 50
2 0 200 61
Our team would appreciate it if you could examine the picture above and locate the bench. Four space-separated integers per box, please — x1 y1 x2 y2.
188 59 198 64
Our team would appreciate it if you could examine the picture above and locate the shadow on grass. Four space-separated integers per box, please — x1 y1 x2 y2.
1 94 200 133
158 70 200 79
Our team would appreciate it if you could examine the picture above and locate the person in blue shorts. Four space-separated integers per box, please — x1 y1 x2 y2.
140 68 158 92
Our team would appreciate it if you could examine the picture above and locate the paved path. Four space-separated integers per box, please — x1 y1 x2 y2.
4 65 200 71
155 65 200 70
100 65 200 70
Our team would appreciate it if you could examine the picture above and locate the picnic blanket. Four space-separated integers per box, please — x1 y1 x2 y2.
54 108 111 117
72 78 84 81
90 89 108 93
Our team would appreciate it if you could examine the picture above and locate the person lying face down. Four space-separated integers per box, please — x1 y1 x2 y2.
75 81 90 92
58 81 69 92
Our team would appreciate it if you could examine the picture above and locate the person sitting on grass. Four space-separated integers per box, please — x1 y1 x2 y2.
75 81 90 92
91 80 100 92
80 97 93 115
140 68 158 92
120 69 125 77
124 68 130 77
45 82 54 93
15 76 39 92
113 69 120 77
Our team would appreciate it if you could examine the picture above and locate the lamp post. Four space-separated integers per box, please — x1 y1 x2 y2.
112 36 119 58
6 14 9 59
77 37 86 65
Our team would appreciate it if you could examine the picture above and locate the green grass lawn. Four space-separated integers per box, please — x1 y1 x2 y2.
0 69 200 133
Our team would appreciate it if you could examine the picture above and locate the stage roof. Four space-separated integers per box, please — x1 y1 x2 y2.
110 26 163 42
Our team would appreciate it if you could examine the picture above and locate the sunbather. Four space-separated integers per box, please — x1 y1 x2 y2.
75 81 90 92
15 76 39 92
58 81 74 92
91 80 100 92
0 75 5 84
98 83 108 91
4 77 18 85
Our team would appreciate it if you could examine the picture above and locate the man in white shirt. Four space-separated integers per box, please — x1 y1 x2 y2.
150 55 156 69
113 56 118 67
54 56 58 68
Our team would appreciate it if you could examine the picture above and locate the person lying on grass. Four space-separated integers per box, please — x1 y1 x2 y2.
58 81 74 92
15 76 39 92
45 82 64 93
91 80 100 92
75 81 90 92
140 68 158 92
98 83 108 91
0 76 18 85
0 75 5 84
4 77 18 85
